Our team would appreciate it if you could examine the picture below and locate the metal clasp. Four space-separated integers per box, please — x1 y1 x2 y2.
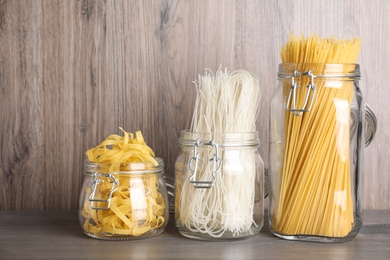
88 173 119 210
188 139 222 188
286 70 317 116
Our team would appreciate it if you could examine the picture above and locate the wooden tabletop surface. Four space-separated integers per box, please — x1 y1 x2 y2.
1 210 389 259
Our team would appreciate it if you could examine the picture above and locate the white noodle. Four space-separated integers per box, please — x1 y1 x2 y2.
178 68 261 238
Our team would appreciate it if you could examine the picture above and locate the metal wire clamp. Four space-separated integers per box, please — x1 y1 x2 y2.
188 139 222 188
88 173 119 210
286 70 317 116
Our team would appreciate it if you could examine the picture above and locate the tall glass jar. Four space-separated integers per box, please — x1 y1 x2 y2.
175 131 264 241
79 158 169 240
269 63 376 242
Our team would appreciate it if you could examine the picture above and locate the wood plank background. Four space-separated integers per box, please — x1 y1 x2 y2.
0 0 389 210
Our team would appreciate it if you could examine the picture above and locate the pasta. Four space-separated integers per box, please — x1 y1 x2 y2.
81 128 166 238
272 35 361 237
177 68 262 238
85 127 158 169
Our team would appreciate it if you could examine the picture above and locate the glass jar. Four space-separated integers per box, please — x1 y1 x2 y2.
175 131 264 241
79 157 169 240
269 63 377 242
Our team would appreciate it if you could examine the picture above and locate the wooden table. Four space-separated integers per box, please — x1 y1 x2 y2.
1 210 389 259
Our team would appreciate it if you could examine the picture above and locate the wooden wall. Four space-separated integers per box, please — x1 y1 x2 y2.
0 0 389 210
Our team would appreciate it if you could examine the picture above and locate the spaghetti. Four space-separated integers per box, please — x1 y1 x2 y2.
272 35 361 237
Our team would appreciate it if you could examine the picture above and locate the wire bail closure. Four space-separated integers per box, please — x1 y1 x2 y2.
188 139 222 188
88 173 119 210
286 70 317 116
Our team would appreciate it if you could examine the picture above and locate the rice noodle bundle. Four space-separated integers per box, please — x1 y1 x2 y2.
177 68 262 238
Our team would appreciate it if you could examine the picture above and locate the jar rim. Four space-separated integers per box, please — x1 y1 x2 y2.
179 130 260 147
278 63 360 79
83 157 164 175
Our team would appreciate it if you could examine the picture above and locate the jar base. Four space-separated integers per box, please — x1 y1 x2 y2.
270 221 362 243
177 225 262 241
83 228 165 241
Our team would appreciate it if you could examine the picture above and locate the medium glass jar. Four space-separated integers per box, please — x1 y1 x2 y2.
269 63 376 242
175 131 264 241
79 158 169 240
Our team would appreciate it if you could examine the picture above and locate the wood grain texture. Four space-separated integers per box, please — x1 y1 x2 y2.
0 0 389 210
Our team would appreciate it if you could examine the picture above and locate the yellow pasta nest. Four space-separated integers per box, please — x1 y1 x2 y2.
86 127 158 171
81 128 166 238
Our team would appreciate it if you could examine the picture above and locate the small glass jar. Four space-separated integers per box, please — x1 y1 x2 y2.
79 157 169 240
175 131 264 241
269 63 377 242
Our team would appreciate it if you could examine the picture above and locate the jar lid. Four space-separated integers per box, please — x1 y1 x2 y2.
83 157 164 175
179 130 260 147
278 63 360 79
